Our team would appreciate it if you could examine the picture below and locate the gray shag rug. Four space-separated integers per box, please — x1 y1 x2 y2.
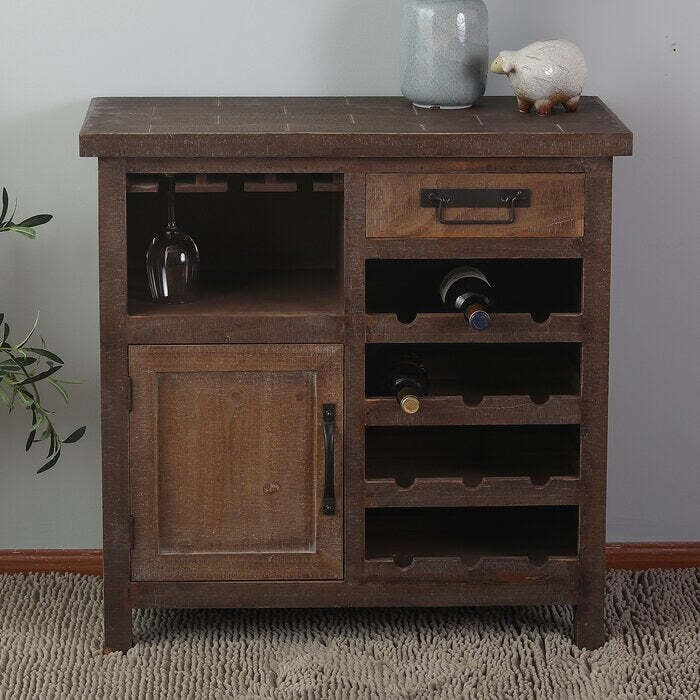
0 570 698 699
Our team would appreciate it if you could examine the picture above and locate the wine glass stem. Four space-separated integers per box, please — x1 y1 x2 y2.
166 176 177 230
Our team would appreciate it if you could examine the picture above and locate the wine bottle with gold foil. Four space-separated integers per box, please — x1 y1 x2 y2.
384 354 429 415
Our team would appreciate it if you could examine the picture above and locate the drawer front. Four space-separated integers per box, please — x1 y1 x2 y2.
366 173 585 238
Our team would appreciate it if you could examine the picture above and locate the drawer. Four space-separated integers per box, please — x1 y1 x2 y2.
366 173 585 238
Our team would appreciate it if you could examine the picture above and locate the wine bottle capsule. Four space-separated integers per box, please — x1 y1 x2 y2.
439 265 495 331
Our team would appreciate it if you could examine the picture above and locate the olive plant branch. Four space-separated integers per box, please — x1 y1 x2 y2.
1 186 86 472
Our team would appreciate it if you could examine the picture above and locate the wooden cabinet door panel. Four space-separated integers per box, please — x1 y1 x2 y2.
129 344 343 581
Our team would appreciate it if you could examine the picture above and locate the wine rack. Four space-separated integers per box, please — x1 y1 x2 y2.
81 96 631 652
356 144 612 648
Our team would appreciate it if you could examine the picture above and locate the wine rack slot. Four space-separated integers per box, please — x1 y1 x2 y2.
127 173 230 193
312 174 344 192
126 173 344 318
365 395 582 426
126 173 344 194
366 343 581 400
242 174 343 193
362 553 580 583
365 313 584 343
364 425 580 506
366 426 579 483
366 259 581 315
364 506 579 579
243 173 299 192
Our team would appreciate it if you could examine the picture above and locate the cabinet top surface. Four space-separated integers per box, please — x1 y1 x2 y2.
79 96 632 159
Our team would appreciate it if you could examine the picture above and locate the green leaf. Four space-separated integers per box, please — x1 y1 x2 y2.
25 428 36 451
0 357 37 370
17 313 39 349
2 323 9 345
0 188 8 225
0 385 11 409
48 431 56 457
6 198 17 226
16 388 35 407
62 426 86 444
32 410 45 430
37 448 61 474
0 313 4 326
47 377 69 403
25 347 64 364
7 226 37 239
17 214 52 228
17 364 62 385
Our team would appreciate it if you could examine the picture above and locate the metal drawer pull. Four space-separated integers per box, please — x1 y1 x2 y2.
321 403 336 515
421 188 530 226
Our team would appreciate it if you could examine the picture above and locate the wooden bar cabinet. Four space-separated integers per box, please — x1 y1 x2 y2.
80 96 632 652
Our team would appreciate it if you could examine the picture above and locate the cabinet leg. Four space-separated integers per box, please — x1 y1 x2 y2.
103 597 133 653
573 594 605 649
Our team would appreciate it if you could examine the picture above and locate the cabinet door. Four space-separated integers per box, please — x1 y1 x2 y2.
129 344 343 581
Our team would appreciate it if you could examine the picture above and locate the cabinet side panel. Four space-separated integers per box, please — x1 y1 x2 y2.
576 158 613 649
98 158 133 651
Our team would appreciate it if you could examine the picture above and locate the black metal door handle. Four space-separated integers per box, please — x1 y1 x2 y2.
321 403 336 515
421 188 530 226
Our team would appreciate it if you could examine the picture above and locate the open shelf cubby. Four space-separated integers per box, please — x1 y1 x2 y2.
365 425 580 486
366 259 581 320
366 343 581 400
126 173 344 316
364 506 579 565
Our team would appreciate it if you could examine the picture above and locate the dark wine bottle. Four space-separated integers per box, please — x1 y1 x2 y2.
439 265 495 331
384 355 429 414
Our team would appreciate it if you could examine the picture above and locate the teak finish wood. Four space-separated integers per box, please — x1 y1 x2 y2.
81 96 632 653
79 96 632 159
129 344 343 582
366 173 584 239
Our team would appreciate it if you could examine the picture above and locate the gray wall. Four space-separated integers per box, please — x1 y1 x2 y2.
1 1 697 547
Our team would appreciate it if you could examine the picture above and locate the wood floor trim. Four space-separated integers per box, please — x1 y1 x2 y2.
0 549 103 576
605 542 700 571
1 543 698 576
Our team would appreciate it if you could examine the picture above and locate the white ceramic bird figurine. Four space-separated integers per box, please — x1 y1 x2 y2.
491 39 587 116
